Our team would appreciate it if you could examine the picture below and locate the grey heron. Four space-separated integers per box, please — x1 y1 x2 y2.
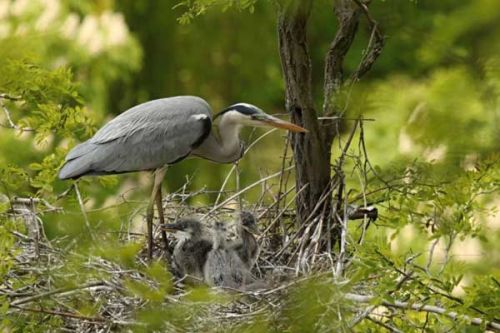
232 211 259 269
203 221 253 289
163 218 213 281
58 96 307 259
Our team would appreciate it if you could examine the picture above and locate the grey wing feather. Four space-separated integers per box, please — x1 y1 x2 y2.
59 96 212 179
173 238 212 279
204 249 253 288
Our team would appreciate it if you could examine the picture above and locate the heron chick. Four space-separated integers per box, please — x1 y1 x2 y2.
204 221 253 289
164 218 212 281
232 211 259 269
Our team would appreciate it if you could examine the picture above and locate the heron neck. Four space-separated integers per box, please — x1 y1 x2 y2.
192 115 243 163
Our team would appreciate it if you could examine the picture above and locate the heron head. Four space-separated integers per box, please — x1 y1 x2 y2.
239 211 258 233
212 221 239 243
163 218 204 240
216 103 308 133
239 211 259 236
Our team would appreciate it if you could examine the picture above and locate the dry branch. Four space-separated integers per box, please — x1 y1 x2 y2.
345 293 500 331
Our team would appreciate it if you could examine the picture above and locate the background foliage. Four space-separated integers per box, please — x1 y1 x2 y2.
0 0 498 331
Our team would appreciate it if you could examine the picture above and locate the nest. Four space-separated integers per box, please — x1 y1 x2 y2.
4 187 496 332
1 185 381 333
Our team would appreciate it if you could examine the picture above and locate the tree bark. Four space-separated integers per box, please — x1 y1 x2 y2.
278 0 332 225
322 0 362 143
277 0 383 243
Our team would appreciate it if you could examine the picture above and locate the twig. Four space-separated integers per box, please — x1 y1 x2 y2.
0 93 22 101
335 179 349 278
234 161 242 209
338 119 360 167
205 166 294 217
366 315 404 333
275 131 291 233
12 197 62 212
73 183 95 241
350 0 385 82
275 180 336 261
376 250 491 318
214 128 277 205
259 185 306 239
438 233 455 275
318 116 375 121
1 102 19 129
10 282 107 306
426 238 440 273
0 102 34 131
9 305 107 324
333 119 360 276
344 293 500 331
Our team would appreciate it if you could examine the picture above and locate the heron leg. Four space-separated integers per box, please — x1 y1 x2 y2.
146 166 168 260
155 186 169 251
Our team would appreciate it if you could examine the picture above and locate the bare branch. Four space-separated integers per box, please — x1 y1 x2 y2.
323 0 362 117
74 183 96 241
0 101 34 132
12 197 62 212
0 93 22 101
366 315 404 333
10 305 107 324
322 0 384 143
215 128 278 206
1 103 18 129
345 293 500 331
11 282 107 306
350 0 385 82
205 166 295 217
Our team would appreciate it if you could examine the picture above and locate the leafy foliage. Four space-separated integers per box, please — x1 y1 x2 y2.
0 54 97 198
0 0 499 331
175 0 258 24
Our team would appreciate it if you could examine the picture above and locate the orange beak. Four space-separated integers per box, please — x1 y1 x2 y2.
260 114 308 133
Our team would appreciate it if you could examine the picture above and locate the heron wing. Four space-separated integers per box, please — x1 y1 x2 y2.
59 96 212 179
90 96 211 145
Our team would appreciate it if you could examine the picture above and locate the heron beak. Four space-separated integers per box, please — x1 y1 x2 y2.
162 224 182 232
259 114 308 133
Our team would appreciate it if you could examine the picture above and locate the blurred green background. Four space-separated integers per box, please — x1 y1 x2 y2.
0 0 499 313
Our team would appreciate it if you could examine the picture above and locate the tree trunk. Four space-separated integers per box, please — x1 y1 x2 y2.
278 0 333 225
277 0 383 243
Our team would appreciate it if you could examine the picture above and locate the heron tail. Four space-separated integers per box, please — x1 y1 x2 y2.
58 158 92 179
58 142 96 179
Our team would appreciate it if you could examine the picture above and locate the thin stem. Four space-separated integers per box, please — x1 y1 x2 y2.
205 166 294 217
74 183 95 242
345 293 500 331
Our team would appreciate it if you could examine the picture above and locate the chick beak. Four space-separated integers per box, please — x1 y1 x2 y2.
242 225 260 237
162 224 182 233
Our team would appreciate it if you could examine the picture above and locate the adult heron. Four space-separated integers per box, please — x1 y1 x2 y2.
58 96 307 259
